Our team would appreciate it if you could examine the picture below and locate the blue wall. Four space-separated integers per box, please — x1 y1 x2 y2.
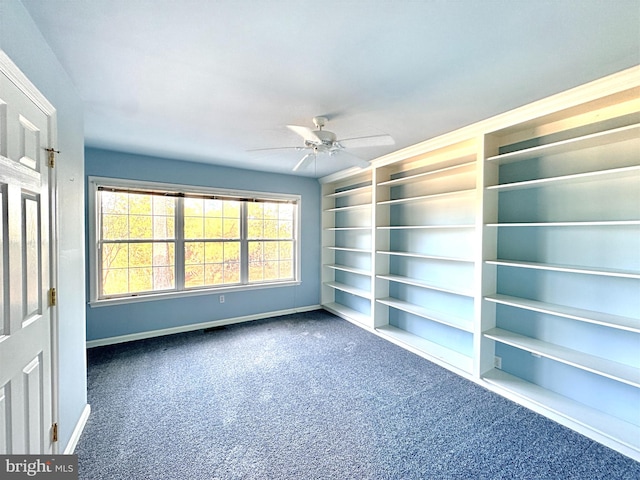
85 148 321 341
1 0 87 452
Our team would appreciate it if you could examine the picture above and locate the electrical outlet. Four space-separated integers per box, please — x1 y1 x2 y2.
219 295 225 303
494 356 502 370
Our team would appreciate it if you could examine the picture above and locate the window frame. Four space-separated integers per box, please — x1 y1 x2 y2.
88 176 301 307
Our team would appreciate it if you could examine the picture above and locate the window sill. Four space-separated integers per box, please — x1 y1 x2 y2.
89 280 301 308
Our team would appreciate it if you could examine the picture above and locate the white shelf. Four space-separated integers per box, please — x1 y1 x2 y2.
324 203 372 212
378 250 474 263
325 264 372 277
486 259 640 279
325 185 372 198
485 294 640 333
378 224 475 230
484 328 640 388
326 246 371 253
377 274 473 297
486 165 640 192
376 325 473 374
483 368 640 454
486 220 640 227
486 123 640 165
324 281 371 300
377 188 475 206
323 302 370 326
377 297 473 332
325 226 371 231
377 160 476 187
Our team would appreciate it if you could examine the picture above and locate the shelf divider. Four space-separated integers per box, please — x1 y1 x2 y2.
377 273 473 297
486 123 640 165
324 281 371 299
484 327 640 387
376 325 473 373
486 259 640 279
485 294 640 333
377 297 473 332
486 165 640 192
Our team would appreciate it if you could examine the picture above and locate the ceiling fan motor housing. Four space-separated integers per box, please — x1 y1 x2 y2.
314 129 337 145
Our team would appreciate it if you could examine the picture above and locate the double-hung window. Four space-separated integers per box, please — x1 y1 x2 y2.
89 177 300 304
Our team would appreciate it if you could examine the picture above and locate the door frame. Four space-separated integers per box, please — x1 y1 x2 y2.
0 50 60 453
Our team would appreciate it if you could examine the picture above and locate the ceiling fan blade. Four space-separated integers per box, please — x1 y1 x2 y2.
338 134 395 149
247 146 302 152
287 125 321 144
338 150 370 169
292 152 315 172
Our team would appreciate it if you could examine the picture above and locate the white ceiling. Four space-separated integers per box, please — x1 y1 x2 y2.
22 0 640 178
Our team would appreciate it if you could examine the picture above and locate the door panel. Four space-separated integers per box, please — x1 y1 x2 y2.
0 64 53 454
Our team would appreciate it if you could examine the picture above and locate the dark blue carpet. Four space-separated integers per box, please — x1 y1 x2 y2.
75 310 640 479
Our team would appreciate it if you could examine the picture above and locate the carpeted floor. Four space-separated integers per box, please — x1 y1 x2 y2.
75 310 640 479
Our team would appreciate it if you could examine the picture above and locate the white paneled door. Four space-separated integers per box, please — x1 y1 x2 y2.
0 55 56 454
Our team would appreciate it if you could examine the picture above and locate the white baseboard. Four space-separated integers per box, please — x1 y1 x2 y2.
86 305 321 348
63 403 91 454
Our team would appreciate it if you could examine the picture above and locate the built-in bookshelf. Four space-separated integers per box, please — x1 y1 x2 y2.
481 101 640 458
372 142 478 374
321 173 374 328
319 66 640 460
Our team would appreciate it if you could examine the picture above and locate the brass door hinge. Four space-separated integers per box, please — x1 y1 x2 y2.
52 423 58 442
48 287 57 307
45 148 59 168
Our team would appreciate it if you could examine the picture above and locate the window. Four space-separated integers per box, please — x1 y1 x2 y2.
89 178 300 304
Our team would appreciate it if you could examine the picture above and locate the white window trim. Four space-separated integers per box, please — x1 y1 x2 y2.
88 176 301 307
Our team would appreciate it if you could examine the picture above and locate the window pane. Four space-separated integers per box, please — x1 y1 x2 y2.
280 261 293 279
279 241 292 260
264 261 279 280
129 267 153 292
264 203 278 219
184 197 204 216
249 262 263 282
102 268 128 295
224 242 240 262
153 216 175 238
205 242 223 263
129 216 153 239
223 201 240 218
279 203 293 220
264 241 278 261
184 217 204 239
129 194 152 215
129 243 153 267
102 214 128 240
223 219 240 238
153 196 175 216
185 242 204 265
102 243 128 270
101 191 129 214
278 220 293 239
205 264 223 285
248 219 263 239
263 220 278 239
185 265 204 288
204 218 223 238
153 266 175 290
204 199 223 217
153 243 175 266
248 241 262 260
224 262 240 283
247 202 262 218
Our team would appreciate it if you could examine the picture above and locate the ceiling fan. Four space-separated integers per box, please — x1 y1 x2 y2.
252 116 395 172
